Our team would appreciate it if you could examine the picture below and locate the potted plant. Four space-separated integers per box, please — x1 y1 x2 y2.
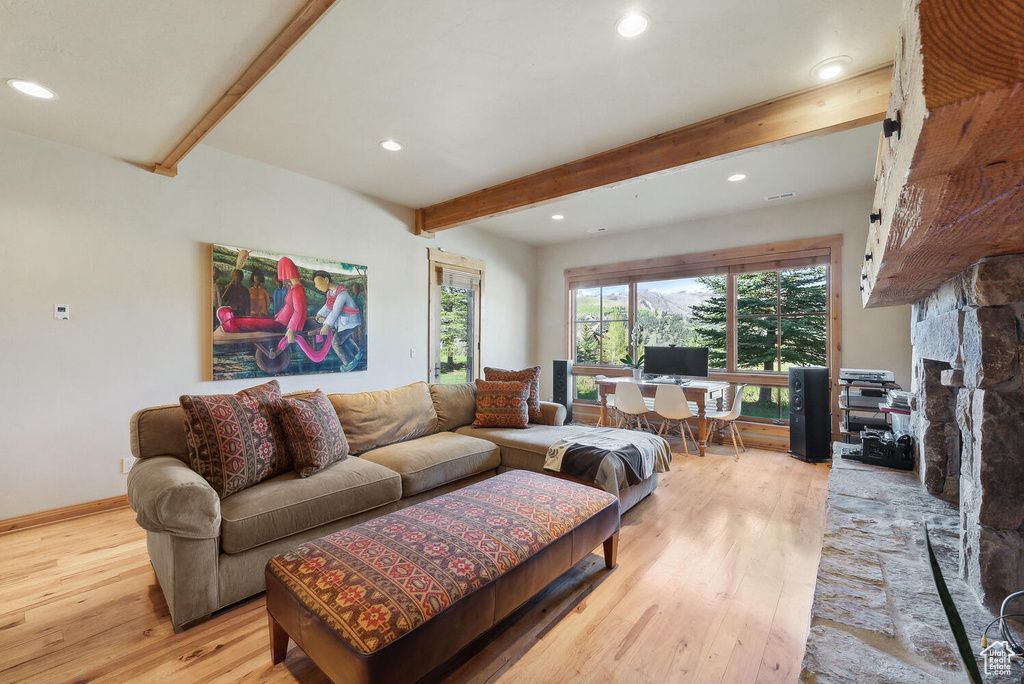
620 352 644 380
621 323 646 380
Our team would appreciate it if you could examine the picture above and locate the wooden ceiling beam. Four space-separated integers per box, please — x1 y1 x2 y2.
149 0 339 177
415 64 893 234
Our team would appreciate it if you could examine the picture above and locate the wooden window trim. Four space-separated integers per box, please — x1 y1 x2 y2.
428 248 484 383
564 235 843 436
565 237 838 286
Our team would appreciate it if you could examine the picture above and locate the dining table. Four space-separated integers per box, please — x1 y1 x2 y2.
596 377 731 457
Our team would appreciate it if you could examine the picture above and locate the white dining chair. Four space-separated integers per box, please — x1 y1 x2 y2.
653 384 698 456
614 381 655 432
707 384 747 459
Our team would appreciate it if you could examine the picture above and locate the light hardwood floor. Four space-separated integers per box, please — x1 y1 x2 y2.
0 443 829 684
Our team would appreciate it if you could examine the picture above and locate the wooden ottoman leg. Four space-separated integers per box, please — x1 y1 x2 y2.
269 613 289 664
603 531 619 569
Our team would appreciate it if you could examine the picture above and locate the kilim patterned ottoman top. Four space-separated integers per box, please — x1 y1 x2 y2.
267 470 616 655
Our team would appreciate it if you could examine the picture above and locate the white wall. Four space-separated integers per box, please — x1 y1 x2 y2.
533 189 913 398
0 129 536 519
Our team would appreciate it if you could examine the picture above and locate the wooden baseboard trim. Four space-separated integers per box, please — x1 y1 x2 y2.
0 495 130 535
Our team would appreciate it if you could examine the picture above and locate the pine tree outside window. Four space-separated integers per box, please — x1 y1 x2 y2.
565 237 839 432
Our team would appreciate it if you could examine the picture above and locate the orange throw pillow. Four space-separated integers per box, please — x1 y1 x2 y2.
473 379 530 428
485 366 541 422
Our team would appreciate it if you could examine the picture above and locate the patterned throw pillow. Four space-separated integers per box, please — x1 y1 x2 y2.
473 379 530 428
180 380 290 498
277 391 349 477
485 366 541 422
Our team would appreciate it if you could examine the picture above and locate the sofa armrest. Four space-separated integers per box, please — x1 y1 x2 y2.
536 401 566 426
127 457 221 539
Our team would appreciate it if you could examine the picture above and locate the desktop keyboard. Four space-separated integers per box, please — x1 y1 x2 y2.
642 375 691 385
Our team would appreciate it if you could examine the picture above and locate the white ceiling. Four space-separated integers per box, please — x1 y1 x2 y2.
471 124 882 245
0 0 307 163
1 0 898 237
204 0 897 207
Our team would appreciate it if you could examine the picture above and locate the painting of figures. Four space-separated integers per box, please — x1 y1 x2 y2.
212 244 367 380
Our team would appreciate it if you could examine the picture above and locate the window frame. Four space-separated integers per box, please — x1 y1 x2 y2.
428 248 484 384
733 265 830 373
572 284 631 366
564 235 842 434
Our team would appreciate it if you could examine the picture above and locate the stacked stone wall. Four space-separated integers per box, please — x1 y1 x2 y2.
910 254 1024 606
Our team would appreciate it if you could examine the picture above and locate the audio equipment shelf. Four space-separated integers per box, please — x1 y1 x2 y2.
838 378 901 443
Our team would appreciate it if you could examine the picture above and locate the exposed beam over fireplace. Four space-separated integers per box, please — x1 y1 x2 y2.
862 0 1024 308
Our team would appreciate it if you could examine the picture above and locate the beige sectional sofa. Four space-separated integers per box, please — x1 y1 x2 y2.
127 381 661 629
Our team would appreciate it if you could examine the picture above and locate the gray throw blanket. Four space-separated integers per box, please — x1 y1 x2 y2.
544 428 672 494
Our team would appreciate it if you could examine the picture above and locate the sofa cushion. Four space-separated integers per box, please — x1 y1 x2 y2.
358 432 500 496
330 381 438 454
537 401 567 427
130 404 189 463
129 390 318 465
484 366 542 421
455 424 569 471
179 380 290 499
220 457 402 554
473 379 530 428
278 391 349 477
429 383 477 432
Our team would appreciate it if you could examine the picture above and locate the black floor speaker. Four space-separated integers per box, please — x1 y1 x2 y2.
789 367 831 462
553 360 573 423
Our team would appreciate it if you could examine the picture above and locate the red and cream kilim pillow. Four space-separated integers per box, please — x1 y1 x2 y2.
484 366 542 422
180 380 290 498
277 390 349 477
472 379 530 428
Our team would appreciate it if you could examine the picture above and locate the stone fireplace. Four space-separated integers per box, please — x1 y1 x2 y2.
910 254 1024 608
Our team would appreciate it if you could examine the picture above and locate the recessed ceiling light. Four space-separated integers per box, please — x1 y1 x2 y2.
7 79 57 99
811 56 852 81
616 12 649 38
728 173 746 182
379 139 403 151
551 214 565 220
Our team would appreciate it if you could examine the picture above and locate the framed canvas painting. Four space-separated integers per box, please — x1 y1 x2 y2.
212 244 367 380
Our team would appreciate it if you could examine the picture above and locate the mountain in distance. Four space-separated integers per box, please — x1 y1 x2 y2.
601 288 710 317
639 288 709 316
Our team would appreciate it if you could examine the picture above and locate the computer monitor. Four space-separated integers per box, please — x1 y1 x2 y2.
643 346 709 377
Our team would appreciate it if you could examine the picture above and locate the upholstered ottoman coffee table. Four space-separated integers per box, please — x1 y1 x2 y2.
265 470 619 684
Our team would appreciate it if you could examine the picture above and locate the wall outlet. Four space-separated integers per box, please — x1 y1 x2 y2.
121 456 137 474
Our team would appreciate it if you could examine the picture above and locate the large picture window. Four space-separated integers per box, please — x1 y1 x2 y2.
565 236 841 429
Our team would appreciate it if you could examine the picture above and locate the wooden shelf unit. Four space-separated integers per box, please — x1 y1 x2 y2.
838 379 901 444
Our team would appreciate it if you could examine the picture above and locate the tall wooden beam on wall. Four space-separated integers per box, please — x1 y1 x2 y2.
149 0 340 177
415 65 892 235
